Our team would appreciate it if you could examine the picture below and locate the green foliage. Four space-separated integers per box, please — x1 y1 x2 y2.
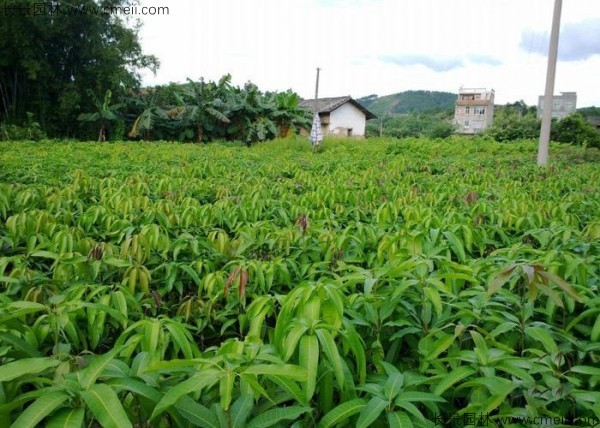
0 113 46 141
551 113 600 148
77 90 124 141
0 0 158 138
367 112 455 139
358 90 456 116
0 137 599 426
484 102 541 142
125 77 310 144
577 106 600 117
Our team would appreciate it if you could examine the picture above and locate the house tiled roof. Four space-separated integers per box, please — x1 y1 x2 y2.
300 96 377 119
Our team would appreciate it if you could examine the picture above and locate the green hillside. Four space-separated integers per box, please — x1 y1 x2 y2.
358 90 457 116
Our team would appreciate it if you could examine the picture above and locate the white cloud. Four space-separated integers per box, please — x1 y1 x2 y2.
139 0 600 107
522 19 600 61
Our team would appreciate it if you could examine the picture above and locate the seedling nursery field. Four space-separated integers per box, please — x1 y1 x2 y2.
0 137 599 427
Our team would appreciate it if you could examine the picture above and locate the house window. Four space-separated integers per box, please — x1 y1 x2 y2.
347 128 353 137
465 107 470 115
474 107 485 115
464 120 470 127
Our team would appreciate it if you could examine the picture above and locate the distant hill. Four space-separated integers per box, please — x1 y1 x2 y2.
357 90 457 117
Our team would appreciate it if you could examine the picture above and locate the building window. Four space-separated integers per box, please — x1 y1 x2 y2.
474 107 485 115
347 128 353 137
465 107 470 115
464 120 469 127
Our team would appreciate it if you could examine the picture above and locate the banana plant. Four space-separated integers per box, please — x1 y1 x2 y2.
77 89 124 141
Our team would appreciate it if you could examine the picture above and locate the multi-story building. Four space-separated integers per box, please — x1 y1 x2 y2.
537 92 577 119
454 87 495 134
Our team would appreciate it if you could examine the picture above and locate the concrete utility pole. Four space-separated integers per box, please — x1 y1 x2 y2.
314 67 320 115
537 0 562 167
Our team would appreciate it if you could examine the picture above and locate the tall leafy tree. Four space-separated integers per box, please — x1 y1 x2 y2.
0 0 158 137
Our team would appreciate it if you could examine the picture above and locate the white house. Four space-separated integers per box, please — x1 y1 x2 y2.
537 92 577 120
299 96 376 137
454 87 495 134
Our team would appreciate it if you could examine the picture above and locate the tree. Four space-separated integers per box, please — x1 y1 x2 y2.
77 89 123 141
367 111 454 139
127 88 170 140
0 0 158 137
551 113 600 148
271 91 311 138
484 104 541 142
170 77 231 143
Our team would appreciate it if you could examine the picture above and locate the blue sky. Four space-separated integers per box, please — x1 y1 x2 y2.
140 0 600 107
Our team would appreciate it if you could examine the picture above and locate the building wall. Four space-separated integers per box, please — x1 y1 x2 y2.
454 88 495 134
329 103 367 136
537 92 577 119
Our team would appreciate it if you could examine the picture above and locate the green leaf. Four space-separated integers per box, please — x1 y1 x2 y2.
180 264 202 285
107 378 162 403
384 372 405 401
77 346 122 390
0 301 47 322
173 396 219 428
424 334 454 361
342 323 367 385
151 369 220 420
263 374 307 406
103 257 131 268
570 366 600 376
282 322 308 361
299 334 319 401
443 231 466 263
470 330 489 365
0 357 60 382
46 408 85 428
458 376 513 396
433 366 476 396
524 326 558 354
480 382 516 414
80 384 132 428
356 396 388 428
10 391 69 428
316 329 345 390
318 398 367 428
246 406 310 428
423 287 442 317
395 391 445 404
387 411 414 428
30 250 58 260
230 394 254 428
244 364 307 381
219 370 235 411
592 315 600 342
